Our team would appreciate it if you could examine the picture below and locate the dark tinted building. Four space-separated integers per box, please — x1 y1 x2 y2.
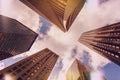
0 15 38 60
0 48 59 80
79 22 120 66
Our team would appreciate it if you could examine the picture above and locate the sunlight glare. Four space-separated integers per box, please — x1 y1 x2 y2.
5 74 14 80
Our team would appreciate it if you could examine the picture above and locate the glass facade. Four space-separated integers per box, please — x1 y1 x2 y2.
20 0 85 32
66 59 90 80
0 48 59 80
0 15 38 60
79 22 120 66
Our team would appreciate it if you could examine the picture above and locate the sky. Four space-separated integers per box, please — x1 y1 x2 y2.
0 0 120 80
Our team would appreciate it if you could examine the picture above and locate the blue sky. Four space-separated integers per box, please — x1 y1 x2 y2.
0 0 120 80
102 63 120 80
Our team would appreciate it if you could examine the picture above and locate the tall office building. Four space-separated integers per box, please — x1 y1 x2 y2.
0 48 59 80
0 15 38 60
20 0 85 32
79 22 120 66
66 59 90 80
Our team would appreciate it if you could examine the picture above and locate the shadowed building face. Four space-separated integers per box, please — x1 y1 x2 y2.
0 15 38 60
79 22 120 66
0 48 59 80
66 59 90 80
19 0 85 32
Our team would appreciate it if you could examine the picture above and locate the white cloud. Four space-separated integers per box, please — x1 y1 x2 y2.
0 61 5 70
73 0 120 69
91 70 106 80
0 0 42 68
0 0 40 32
84 46 110 69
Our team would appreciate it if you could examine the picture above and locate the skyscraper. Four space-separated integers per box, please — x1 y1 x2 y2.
0 15 38 60
0 48 59 80
66 59 90 80
20 0 85 32
79 22 120 66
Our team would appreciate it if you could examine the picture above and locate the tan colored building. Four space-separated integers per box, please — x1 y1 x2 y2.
66 59 90 80
0 48 59 80
0 15 38 60
20 0 85 32
79 22 120 66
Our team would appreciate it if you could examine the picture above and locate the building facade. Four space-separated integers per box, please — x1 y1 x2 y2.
0 15 38 60
66 59 90 80
0 48 59 80
20 0 85 32
79 22 120 66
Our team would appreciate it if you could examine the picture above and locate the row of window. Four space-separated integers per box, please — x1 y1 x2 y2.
49 0 65 19
25 54 55 80
34 56 57 80
80 25 120 36
80 39 120 60
1 49 57 80
7 53 52 76
93 44 119 59
81 36 120 48
97 42 120 50
83 38 120 57
89 24 120 33
0 34 33 55
0 52 13 60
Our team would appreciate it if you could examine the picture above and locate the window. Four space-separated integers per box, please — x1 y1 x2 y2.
22 73 27 77
0 74 4 79
16 69 22 73
7 70 12 73
17 77 23 80
21 66 26 69
12 67 17 70
27 70 30 73
17 64 22 67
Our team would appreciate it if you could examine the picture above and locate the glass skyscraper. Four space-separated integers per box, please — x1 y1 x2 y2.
0 48 59 80
79 22 120 66
0 15 38 60
20 0 85 32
